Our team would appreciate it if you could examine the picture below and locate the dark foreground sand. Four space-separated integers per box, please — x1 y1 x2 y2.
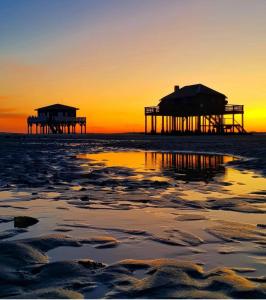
0 133 265 298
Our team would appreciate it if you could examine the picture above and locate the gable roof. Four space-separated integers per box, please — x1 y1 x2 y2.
159 84 226 102
35 104 79 111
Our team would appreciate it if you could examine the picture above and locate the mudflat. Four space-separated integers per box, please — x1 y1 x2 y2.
0 133 265 298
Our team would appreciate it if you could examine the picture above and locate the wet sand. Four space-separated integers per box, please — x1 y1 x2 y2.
0 133 265 298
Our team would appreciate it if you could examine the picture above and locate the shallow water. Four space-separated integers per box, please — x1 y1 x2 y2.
0 136 266 298
78 151 266 200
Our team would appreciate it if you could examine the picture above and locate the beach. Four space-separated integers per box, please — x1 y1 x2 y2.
0 133 266 298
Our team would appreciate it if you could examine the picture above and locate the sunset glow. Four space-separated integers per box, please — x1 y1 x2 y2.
0 0 265 133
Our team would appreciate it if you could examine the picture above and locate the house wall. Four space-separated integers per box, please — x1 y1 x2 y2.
38 109 76 118
158 94 227 116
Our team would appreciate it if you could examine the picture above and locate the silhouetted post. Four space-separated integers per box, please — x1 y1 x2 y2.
241 112 244 132
145 115 147 134
171 117 173 133
233 113 235 133
221 115 224 133
172 116 175 133
197 116 199 133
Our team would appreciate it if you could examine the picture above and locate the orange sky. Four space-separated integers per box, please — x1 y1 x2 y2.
0 0 265 133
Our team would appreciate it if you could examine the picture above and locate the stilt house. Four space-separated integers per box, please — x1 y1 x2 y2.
144 84 245 134
27 104 86 134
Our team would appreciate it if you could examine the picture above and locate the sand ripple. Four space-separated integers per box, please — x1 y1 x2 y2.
0 234 266 298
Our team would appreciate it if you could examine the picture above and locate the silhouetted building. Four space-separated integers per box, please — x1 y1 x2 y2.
145 84 245 134
27 104 86 134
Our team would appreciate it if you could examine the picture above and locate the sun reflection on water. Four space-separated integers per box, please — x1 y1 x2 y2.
78 151 266 199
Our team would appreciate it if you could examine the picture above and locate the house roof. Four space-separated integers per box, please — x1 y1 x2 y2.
35 104 79 111
159 84 226 103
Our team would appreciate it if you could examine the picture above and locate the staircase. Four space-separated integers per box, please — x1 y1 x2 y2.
234 122 246 133
49 125 63 134
205 115 223 133
205 115 246 134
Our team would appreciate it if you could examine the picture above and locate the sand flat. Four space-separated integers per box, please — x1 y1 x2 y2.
0 133 265 298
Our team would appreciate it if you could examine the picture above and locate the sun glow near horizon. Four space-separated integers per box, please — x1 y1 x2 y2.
0 0 266 133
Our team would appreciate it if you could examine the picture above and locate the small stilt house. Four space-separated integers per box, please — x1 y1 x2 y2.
145 84 245 134
27 104 86 134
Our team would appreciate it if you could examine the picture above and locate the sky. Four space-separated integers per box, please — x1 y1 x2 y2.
0 0 265 133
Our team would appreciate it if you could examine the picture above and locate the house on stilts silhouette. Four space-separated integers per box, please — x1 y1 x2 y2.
144 84 246 135
27 104 86 134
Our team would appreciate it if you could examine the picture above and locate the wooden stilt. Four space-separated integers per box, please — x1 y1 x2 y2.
145 115 147 134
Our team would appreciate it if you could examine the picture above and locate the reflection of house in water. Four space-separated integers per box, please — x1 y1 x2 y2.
145 84 246 135
27 104 86 134
145 152 228 182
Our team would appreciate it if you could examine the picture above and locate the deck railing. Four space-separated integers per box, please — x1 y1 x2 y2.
27 116 86 124
145 106 160 114
224 104 244 113
145 104 244 115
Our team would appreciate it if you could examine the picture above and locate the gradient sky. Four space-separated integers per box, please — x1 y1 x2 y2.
0 0 265 132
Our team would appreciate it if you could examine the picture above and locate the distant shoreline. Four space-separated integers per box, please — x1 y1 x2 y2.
1 131 266 135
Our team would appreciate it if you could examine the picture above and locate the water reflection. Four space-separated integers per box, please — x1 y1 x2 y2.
145 152 230 182
79 151 234 183
77 150 266 199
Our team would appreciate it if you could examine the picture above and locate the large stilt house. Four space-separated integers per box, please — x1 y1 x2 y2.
144 84 246 134
27 104 86 134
